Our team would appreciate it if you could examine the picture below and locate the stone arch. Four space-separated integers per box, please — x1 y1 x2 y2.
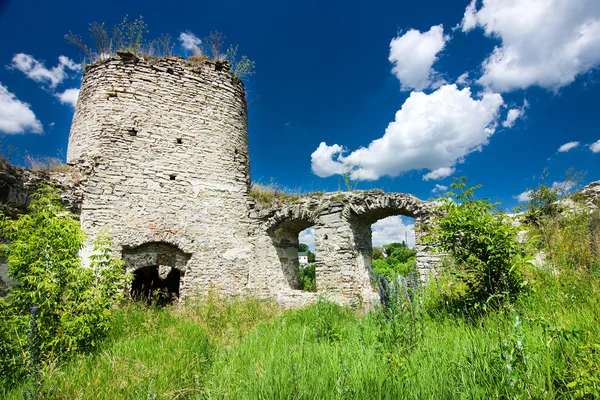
342 194 433 281
266 214 318 290
122 242 191 303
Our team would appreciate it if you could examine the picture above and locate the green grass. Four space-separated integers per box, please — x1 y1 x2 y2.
3 271 600 399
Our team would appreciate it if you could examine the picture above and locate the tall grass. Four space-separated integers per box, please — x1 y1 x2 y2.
204 274 600 399
2 272 599 399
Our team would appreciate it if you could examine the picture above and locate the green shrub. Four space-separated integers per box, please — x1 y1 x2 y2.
0 184 130 386
425 177 531 311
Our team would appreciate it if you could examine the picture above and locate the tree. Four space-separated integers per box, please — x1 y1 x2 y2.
425 177 530 310
372 246 385 260
372 242 417 282
383 242 416 264
299 264 316 292
298 243 309 253
0 184 130 385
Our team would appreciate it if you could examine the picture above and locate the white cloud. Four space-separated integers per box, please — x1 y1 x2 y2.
10 54 81 89
502 99 528 128
557 141 580 152
432 184 448 193
0 83 42 134
179 32 202 52
311 84 504 181
590 140 600 153
423 167 455 181
311 142 346 178
462 0 600 92
515 190 532 203
298 227 315 253
389 25 448 91
372 216 416 248
55 88 80 107
502 109 522 128
456 72 470 86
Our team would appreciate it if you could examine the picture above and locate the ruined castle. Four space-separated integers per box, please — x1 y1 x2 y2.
2 53 442 308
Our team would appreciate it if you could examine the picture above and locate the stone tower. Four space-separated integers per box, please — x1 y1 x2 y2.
67 53 254 298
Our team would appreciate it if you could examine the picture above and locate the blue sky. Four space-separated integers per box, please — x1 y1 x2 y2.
1 0 599 248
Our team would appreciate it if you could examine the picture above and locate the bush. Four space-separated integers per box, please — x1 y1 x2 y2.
524 174 600 274
425 177 530 311
0 184 130 386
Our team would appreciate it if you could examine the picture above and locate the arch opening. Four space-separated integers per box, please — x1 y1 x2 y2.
122 242 191 304
348 204 419 286
298 226 317 292
268 218 315 290
370 215 417 283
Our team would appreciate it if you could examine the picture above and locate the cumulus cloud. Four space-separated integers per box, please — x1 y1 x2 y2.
389 25 448 91
502 109 522 128
462 0 600 92
179 32 202 52
310 84 504 181
432 184 448 193
0 83 42 134
515 190 532 203
590 140 600 153
558 141 580 152
55 88 80 108
372 216 416 248
456 72 470 86
298 227 315 253
311 142 346 178
423 167 455 181
502 100 528 128
10 54 81 89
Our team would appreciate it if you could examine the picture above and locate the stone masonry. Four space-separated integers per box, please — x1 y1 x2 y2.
2 53 443 307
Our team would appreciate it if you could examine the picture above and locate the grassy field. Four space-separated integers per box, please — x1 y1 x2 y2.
3 268 599 400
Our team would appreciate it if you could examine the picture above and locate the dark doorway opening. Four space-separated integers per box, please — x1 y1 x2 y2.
122 241 191 305
130 265 183 305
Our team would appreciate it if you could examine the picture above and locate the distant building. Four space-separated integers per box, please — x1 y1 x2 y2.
298 252 309 265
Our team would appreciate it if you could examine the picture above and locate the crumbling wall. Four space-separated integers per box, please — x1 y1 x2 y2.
253 191 441 308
